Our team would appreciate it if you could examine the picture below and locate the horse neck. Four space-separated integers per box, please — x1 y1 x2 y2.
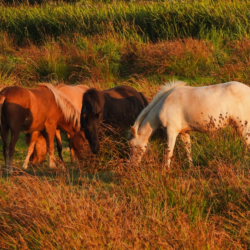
137 110 161 141
58 120 78 137
85 90 104 115
100 92 112 119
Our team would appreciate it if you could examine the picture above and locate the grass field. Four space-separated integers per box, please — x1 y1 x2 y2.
1 0 250 249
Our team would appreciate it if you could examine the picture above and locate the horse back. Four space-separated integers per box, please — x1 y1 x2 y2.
103 85 148 124
104 85 147 106
0 86 31 107
28 86 69 129
1 85 61 132
0 86 32 131
160 82 250 132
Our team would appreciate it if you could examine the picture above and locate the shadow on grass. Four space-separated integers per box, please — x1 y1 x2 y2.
0 163 115 187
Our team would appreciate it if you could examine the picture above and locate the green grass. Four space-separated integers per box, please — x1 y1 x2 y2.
0 0 250 44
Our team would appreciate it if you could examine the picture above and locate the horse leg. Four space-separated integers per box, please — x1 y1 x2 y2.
55 129 63 162
180 132 193 166
240 128 250 152
67 133 75 163
23 131 40 169
165 128 178 168
46 127 57 169
8 128 21 172
1 122 9 169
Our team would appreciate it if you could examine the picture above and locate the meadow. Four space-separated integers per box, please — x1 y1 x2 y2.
0 0 250 249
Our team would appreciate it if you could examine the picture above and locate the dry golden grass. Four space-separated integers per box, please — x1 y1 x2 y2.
1 115 250 249
2 34 250 249
121 39 215 78
1 148 250 249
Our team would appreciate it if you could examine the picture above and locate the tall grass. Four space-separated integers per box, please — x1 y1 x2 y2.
0 0 250 44
1 127 250 248
1 0 250 248
0 33 249 85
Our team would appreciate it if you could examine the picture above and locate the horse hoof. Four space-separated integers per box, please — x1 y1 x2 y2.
49 163 57 169
22 165 28 170
7 168 14 174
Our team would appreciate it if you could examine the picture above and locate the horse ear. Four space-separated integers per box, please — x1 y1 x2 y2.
131 126 136 137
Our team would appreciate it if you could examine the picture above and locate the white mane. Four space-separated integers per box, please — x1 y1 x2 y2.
39 83 80 130
133 81 187 131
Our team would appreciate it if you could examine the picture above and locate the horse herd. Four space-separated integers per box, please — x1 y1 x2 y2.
1 80 250 172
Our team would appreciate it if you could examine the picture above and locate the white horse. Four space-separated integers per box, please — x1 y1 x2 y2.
129 81 250 167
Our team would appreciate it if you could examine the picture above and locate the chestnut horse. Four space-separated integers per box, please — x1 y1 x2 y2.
130 81 250 167
0 84 80 172
25 129 64 165
80 85 148 154
26 84 89 166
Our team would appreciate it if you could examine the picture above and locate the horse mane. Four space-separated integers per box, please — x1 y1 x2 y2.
39 83 80 130
54 83 66 89
83 88 101 110
133 80 187 132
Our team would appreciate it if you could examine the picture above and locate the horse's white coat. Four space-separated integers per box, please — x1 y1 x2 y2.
130 81 250 167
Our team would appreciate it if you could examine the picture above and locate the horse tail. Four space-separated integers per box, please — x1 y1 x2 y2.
0 94 6 130
139 92 149 107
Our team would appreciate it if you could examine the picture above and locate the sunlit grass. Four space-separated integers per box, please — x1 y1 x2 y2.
1 125 250 248
1 0 250 43
0 0 250 248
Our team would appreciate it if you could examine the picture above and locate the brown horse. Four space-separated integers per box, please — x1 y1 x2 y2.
25 130 48 164
25 83 89 166
25 129 64 164
80 85 148 154
0 84 80 172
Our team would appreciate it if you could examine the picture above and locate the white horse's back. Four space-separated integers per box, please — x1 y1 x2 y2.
159 81 250 133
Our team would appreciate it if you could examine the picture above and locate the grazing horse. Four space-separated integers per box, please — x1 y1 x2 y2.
25 130 48 164
129 81 250 167
70 130 88 162
26 84 89 165
81 85 148 154
0 84 80 172
25 129 64 165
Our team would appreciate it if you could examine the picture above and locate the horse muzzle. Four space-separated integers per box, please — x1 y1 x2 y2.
91 143 100 154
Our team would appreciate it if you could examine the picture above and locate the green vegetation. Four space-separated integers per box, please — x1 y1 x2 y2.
1 0 250 249
1 0 250 43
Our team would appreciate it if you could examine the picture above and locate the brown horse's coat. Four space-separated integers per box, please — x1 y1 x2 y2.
0 84 82 171
81 85 148 154
26 84 89 166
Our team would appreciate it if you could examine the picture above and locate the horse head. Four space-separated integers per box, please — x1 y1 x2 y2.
129 126 147 163
81 89 103 154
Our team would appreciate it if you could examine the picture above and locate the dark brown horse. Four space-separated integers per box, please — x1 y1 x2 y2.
25 84 89 166
0 84 80 172
80 85 148 154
